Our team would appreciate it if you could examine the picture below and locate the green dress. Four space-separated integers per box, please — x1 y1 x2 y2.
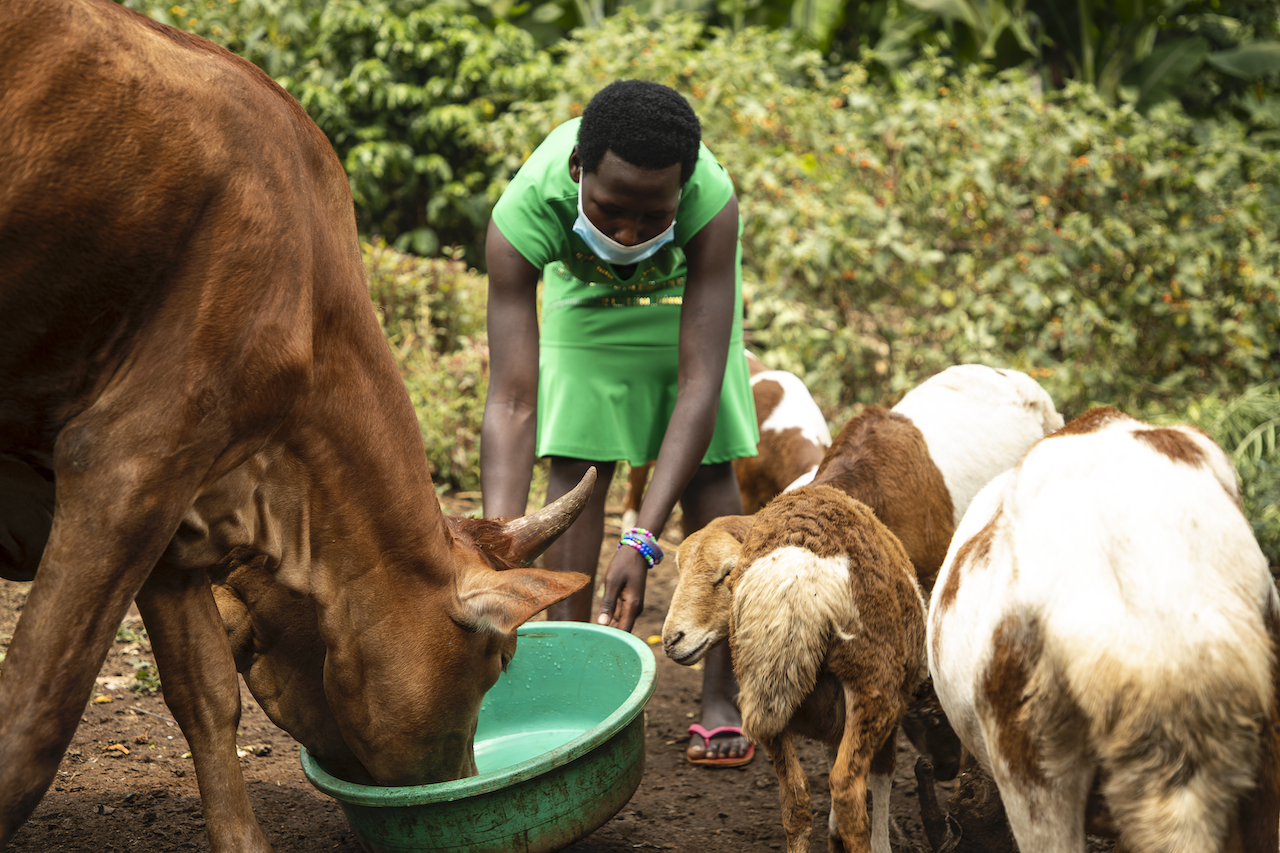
491 118 758 466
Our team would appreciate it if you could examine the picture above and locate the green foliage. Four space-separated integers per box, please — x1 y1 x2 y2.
890 71 1280 420
121 0 318 77
365 240 491 491
124 0 554 264
115 621 149 645
401 341 491 493
1156 382 1280 566
285 0 553 261
893 0 1280 116
131 665 163 696
783 0 1280 120
114 620 161 693
368 239 488 355
485 13 1279 423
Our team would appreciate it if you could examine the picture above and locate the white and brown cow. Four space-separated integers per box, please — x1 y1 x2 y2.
0 2 590 850
929 406 1280 853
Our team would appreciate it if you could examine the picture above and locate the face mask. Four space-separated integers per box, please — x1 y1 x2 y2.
572 181 677 266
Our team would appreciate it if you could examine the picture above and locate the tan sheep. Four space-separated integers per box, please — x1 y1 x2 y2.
665 405 964 781
671 485 926 853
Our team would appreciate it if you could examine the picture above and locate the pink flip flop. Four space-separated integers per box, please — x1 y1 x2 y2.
686 724 756 767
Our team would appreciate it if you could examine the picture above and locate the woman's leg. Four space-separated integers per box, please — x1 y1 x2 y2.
680 461 752 763
542 457 616 622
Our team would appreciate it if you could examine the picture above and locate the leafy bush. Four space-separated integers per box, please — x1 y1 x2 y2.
367 238 488 355
121 0 318 79
124 0 554 263
884 0 1280 117
484 13 1280 422
365 240 491 491
480 13 1279 560
285 0 553 260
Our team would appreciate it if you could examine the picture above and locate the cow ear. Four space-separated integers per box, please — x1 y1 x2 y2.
211 583 255 670
454 567 590 634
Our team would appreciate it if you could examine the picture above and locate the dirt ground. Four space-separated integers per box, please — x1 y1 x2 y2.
0 487 1104 853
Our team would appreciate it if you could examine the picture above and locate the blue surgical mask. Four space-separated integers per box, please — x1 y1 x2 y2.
572 181 678 266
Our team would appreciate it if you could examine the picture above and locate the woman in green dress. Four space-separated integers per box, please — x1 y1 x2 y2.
481 80 758 765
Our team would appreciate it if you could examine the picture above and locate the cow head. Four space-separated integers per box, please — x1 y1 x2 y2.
212 470 595 786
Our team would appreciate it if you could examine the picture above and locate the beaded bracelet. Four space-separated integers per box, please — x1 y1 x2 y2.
618 526 664 569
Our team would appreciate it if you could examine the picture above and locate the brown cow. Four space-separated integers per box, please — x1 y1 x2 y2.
0 1 590 851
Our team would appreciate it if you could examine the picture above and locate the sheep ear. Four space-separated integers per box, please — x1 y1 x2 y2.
708 533 743 574
701 516 752 576
454 567 590 634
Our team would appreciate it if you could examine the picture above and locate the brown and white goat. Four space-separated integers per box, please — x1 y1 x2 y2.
929 407 1280 853
779 405 961 774
729 485 925 853
808 406 953 592
891 363 1064 527
884 365 1062 781
621 350 830 530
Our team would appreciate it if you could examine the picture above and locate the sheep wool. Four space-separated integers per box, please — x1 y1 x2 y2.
728 485 926 741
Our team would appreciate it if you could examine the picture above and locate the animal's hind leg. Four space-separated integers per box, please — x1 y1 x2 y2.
824 745 842 853
759 732 813 853
828 685 899 853
136 561 272 852
821 742 874 853
989 757 1091 853
1237 614 1280 853
820 740 891 853
0 409 230 845
867 729 896 853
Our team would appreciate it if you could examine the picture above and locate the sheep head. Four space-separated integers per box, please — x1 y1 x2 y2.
661 515 753 665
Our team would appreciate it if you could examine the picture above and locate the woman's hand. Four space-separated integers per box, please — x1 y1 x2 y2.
597 544 649 632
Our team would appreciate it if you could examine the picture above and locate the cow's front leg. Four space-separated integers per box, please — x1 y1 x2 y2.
759 732 813 853
0 551 140 843
136 563 273 853
0 431 205 844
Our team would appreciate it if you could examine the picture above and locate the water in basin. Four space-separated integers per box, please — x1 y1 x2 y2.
474 726 586 772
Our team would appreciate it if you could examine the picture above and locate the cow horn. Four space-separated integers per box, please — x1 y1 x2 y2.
501 466 597 566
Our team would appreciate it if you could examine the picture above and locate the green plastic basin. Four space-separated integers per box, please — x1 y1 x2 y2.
300 622 657 853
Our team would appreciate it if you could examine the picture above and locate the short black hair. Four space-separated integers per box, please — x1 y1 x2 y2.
577 80 701 185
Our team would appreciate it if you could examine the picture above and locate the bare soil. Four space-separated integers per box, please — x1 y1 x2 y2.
0 490 1093 853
